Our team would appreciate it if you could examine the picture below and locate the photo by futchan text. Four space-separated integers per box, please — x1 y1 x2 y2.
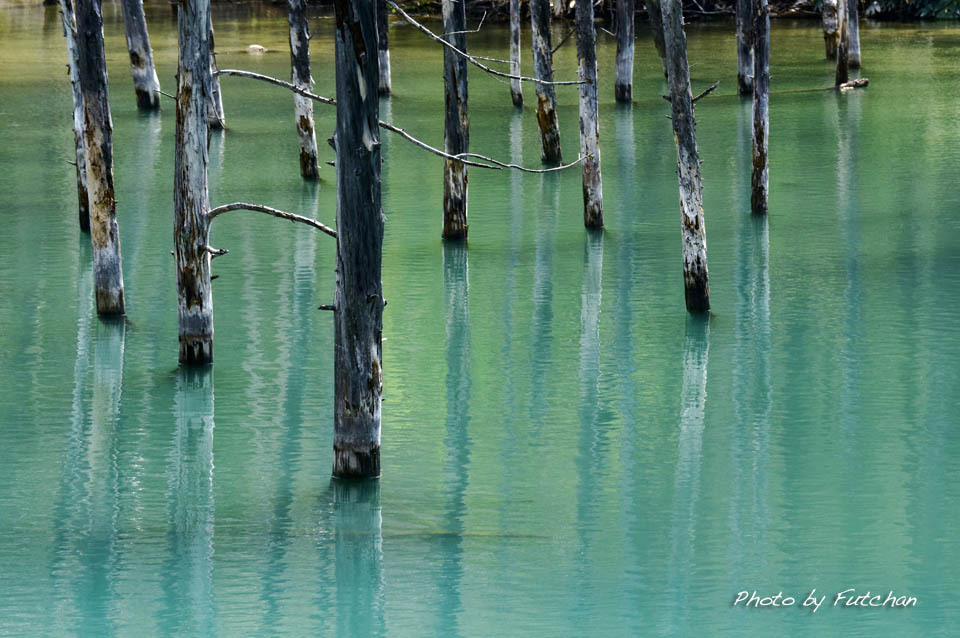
733 589 918 612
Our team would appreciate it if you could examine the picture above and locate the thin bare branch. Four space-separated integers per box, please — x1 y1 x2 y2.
551 28 574 54
445 10 485 35
692 80 720 103
207 202 337 237
454 152 587 173
376 120 502 169
217 69 336 105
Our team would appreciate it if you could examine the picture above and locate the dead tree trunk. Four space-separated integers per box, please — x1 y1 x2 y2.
530 0 562 163
576 0 602 227
333 0 384 479
847 0 860 68
736 0 753 95
57 0 90 232
288 0 319 179
643 0 668 77
175 0 214 364
377 0 392 95
554 0 565 17
615 0 634 102
835 0 848 86
661 0 709 313
442 0 469 240
822 0 839 59
509 0 523 106
75 0 126 315
119 0 161 109
207 4 225 129
751 0 769 214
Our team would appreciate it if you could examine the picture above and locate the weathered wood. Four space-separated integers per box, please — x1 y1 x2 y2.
822 0 839 59
442 0 469 240
57 0 90 232
661 0 709 313
509 0 522 106
644 0 668 77
615 0 634 102
736 0 753 95
530 0 561 163
847 0 861 68
377 0 392 95
751 0 769 214
576 0 602 227
75 0 126 315
207 4 225 129
175 0 214 364
333 0 384 479
119 0 160 109
288 0 319 179
835 0 848 86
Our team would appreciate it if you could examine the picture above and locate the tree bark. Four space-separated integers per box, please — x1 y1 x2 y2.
661 0 709 313
509 0 522 106
847 0 860 68
288 0 319 179
822 0 839 59
377 0 392 95
530 0 562 163
75 0 126 315
57 0 90 232
643 0 668 78
736 0 753 95
442 0 469 240
175 0 214 364
119 0 161 109
333 0 384 479
751 0 769 214
576 0 602 227
835 0 848 86
615 0 634 102
207 4 225 129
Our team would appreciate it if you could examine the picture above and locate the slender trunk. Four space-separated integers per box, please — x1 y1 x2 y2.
377 0 392 95
333 0 384 479
75 0 125 315
509 0 522 107
530 0 562 163
822 0 838 59
643 0 668 77
615 0 634 102
661 0 709 313
835 0 848 86
207 4 225 129
175 0 214 364
751 0 769 214
442 0 469 240
288 0 319 179
119 0 160 109
57 0 90 231
576 0 602 227
736 0 753 95
847 0 860 68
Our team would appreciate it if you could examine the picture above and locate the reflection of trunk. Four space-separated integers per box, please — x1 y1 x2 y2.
56 0 90 231
661 0 710 313
442 0 469 240
615 0 634 102
120 0 161 109
75 0 126 315
332 480 386 635
576 0 602 227
207 4 225 129
847 0 861 68
751 0 769 214
835 0 848 85
530 0 562 163
509 0 522 106
288 0 319 179
822 0 839 59
377 0 392 95
643 0 668 77
736 0 753 95
333 0 384 479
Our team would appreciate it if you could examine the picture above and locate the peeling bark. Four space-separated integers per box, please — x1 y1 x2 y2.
835 0 848 86
615 0 634 102
442 0 469 240
530 0 561 163
120 0 160 109
57 0 90 231
207 4 225 129
509 0 522 106
822 0 839 59
736 0 753 95
661 0 709 313
333 0 384 479
751 0 769 214
643 0 668 78
847 0 861 68
377 0 392 95
288 0 319 179
576 0 602 227
75 0 125 315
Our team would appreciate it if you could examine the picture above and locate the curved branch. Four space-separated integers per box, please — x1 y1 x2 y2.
454 152 587 173
217 69 336 105
207 202 337 238
375 120 501 170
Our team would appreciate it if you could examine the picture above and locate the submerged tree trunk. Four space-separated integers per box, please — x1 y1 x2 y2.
644 0 668 77
333 0 384 479
57 0 90 232
822 0 839 59
576 0 602 227
661 0 709 313
751 0 769 214
847 0 861 68
288 0 319 179
530 0 562 163
75 0 126 315
174 0 214 364
509 0 522 106
442 0 469 240
377 0 392 95
835 0 849 85
207 4 225 129
736 0 753 95
615 0 634 102
119 0 161 109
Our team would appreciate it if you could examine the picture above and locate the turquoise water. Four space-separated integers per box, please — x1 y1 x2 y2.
1 4 959 635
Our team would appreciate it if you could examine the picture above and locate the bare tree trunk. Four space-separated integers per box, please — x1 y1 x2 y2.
288 0 319 179
822 0 839 59
553 0 565 17
442 0 469 240
333 0 384 479
207 4 225 129
530 0 562 163
615 0 634 102
576 0 602 227
509 0 523 106
661 0 709 313
378 0 392 95
119 0 160 109
643 0 668 77
736 0 753 95
835 0 848 86
847 0 860 68
57 0 90 232
175 0 214 364
751 0 768 214
75 0 126 315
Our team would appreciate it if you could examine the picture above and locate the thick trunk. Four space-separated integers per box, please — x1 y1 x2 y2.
377 0 392 94
530 0 562 163
175 0 214 364
442 0 469 240
207 5 225 129
643 0 668 77
119 0 160 109
847 0 861 68
835 0 848 85
509 0 522 106
822 0 839 59
57 0 90 231
615 0 634 102
333 0 384 479
751 0 769 214
576 0 602 227
288 0 319 179
661 0 709 313
75 0 126 315
736 0 753 95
